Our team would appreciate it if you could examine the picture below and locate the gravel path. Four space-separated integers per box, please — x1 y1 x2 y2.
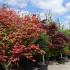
35 62 70 70
48 62 70 70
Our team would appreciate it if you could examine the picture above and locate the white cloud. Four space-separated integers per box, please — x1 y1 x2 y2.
65 15 70 19
65 2 70 8
31 0 68 15
5 0 28 9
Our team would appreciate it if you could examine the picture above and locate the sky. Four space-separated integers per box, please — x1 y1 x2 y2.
0 0 70 29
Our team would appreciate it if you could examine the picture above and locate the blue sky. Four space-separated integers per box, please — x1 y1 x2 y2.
0 0 70 29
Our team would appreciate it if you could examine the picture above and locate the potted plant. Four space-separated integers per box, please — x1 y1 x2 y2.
34 33 49 70
38 54 48 70
17 44 46 70
0 7 46 70
42 22 70 64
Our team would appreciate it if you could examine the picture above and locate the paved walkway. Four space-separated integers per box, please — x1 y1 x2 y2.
48 62 70 70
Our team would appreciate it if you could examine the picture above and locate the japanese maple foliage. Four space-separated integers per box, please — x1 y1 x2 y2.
11 43 46 62
0 8 22 27
0 7 46 69
45 22 70 51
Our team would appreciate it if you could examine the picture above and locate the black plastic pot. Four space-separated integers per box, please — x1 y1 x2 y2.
38 63 48 70
19 58 35 70
58 57 65 64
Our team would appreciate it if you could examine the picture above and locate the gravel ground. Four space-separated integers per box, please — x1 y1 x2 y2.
35 61 70 70
48 62 70 70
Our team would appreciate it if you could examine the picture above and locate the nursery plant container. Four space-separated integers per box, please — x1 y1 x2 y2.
19 58 35 70
58 57 65 64
38 63 48 70
38 55 48 70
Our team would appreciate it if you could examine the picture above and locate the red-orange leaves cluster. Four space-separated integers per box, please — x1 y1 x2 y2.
7 14 45 44
0 8 45 44
11 43 46 63
0 8 22 27
21 15 44 39
30 44 39 50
